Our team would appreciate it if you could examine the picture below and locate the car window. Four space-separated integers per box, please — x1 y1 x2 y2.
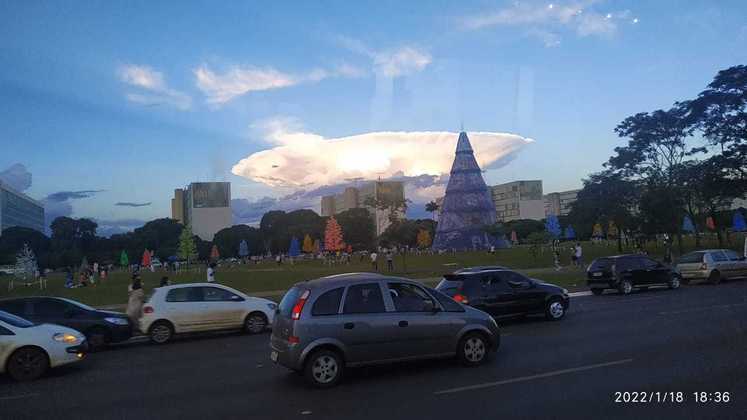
0 300 27 316
311 287 344 316
711 251 728 262
618 258 641 271
0 325 13 335
483 273 512 293
166 287 203 302
387 283 436 312
723 250 741 261
677 252 705 264
202 287 237 302
589 258 613 271
32 298 71 316
343 283 385 314
429 288 465 312
0 311 34 328
498 271 531 289
279 286 302 317
642 258 661 270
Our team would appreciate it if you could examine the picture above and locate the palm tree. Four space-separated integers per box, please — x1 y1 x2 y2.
425 201 440 220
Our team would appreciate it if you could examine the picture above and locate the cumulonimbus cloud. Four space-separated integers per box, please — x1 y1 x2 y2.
231 120 533 192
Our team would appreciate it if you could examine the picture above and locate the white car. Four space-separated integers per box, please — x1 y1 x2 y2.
140 283 277 344
0 310 87 381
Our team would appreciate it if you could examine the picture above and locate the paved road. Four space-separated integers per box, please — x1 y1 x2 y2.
3 281 747 420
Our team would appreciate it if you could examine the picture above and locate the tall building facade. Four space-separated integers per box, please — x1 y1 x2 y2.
320 181 405 236
544 189 581 217
171 182 231 241
0 181 45 236
491 180 545 222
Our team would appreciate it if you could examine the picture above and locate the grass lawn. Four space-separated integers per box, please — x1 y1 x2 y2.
1 234 743 308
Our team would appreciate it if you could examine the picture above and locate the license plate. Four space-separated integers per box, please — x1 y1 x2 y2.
270 351 278 362
593 272 603 277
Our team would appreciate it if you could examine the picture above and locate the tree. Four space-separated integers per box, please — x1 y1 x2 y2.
238 240 249 258
526 232 550 260
15 243 38 283
0 227 50 266
214 224 263 258
324 217 345 252
178 224 198 264
734 211 747 232
482 223 505 241
288 237 301 257
260 210 324 254
379 219 436 249
545 215 561 238
682 215 695 233
425 201 440 220
592 223 604 239
564 226 576 240
607 221 619 239
119 250 129 267
416 229 432 248
502 219 545 241
363 192 409 235
302 234 314 253
335 208 376 251
210 244 220 261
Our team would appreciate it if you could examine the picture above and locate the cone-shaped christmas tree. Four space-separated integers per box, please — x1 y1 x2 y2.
324 217 345 251
433 131 504 250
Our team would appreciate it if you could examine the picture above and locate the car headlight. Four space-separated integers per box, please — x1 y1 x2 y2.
267 303 278 311
104 317 129 325
53 333 80 344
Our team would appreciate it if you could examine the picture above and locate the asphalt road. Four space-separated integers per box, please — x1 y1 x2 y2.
3 280 747 420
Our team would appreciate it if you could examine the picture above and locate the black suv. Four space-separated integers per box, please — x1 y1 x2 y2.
587 254 681 295
436 268 570 320
0 296 132 350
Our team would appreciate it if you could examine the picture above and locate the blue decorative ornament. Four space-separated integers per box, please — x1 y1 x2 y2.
288 237 301 257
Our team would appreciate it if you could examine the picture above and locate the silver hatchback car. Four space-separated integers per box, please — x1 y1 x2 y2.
270 273 500 387
675 249 747 284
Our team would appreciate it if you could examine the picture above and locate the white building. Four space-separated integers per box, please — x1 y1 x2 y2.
491 180 545 222
172 182 232 241
544 189 581 217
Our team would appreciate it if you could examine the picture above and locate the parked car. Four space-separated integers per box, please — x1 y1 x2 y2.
0 297 131 350
140 283 277 344
436 268 569 320
453 265 508 273
587 254 681 295
0 310 87 381
675 249 747 284
271 273 500 388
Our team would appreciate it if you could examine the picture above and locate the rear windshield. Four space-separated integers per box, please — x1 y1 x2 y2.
589 258 614 271
0 310 34 328
677 252 705 264
279 286 303 317
436 274 481 294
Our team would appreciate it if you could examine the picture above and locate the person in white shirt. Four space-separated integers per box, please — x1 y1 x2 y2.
207 263 216 283
370 252 378 271
574 243 583 267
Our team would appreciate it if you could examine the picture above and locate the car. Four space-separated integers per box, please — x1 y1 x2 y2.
453 265 508 273
436 268 569 320
270 273 500 388
674 249 747 284
0 297 132 351
587 254 681 295
0 310 87 381
140 283 277 344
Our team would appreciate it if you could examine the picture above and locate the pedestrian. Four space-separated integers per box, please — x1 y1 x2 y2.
553 249 562 271
570 247 577 267
386 251 394 271
126 276 145 327
207 263 216 283
370 251 378 271
79 271 88 287
574 242 583 268
275 254 282 265
159 276 170 287
64 267 74 288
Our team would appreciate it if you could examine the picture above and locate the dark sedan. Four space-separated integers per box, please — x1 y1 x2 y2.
587 254 681 295
436 268 570 320
0 297 132 350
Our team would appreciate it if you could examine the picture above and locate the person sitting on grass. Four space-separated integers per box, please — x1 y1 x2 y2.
160 276 170 287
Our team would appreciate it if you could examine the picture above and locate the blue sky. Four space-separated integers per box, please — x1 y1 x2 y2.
1 1 746 234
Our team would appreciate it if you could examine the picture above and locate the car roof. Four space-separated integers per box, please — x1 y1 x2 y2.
156 282 238 291
300 272 416 289
454 265 507 273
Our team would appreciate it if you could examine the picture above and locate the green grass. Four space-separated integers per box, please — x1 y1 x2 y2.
1 233 743 307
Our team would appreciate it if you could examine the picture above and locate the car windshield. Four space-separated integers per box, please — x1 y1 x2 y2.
677 252 705 264
278 286 302 317
0 310 34 328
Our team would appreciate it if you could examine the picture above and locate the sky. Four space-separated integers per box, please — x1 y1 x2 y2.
1 1 746 235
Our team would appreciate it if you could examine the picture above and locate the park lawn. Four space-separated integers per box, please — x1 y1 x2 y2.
0 234 742 308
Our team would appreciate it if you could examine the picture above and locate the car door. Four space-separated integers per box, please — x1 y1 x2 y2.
502 272 545 314
163 287 206 332
710 251 731 278
723 250 746 278
337 282 402 364
200 286 246 329
641 257 669 285
479 273 518 316
385 282 456 358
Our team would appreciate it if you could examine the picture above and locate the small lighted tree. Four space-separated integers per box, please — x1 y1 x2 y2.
416 229 432 248
302 234 314 253
179 224 198 265
324 217 345 252
238 240 249 258
12 243 38 290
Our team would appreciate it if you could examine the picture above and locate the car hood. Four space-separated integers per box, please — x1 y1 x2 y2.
33 323 84 337
94 310 128 318
532 280 566 293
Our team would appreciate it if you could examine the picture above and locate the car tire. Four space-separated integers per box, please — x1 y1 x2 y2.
545 298 566 321
7 347 49 382
708 271 721 285
244 312 268 334
591 288 604 296
149 320 174 345
618 279 633 295
304 349 344 388
85 327 110 351
457 332 490 366
681 277 691 285
668 275 681 290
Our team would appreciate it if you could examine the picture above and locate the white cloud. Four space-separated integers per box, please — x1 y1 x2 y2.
118 64 192 110
337 35 432 78
194 62 367 105
231 118 533 191
461 1 633 45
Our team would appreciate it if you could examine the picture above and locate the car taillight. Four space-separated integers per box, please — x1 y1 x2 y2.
143 306 154 314
291 290 310 320
453 294 469 304
288 335 300 344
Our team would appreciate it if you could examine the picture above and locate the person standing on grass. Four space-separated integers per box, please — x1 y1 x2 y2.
386 251 394 271
574 243 583 268
370 251 378 271
207 263 216 283
126 276 145 327
553 249 562 271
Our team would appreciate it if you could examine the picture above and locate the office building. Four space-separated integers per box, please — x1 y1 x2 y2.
544 189 581 217
0 181 45 236
172 182 232 241
491 180 545 222
320 181 405 236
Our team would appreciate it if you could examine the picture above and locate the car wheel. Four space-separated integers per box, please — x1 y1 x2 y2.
244 312 268 334
149 320 174 344
668 275 681 289
458 332 489 366
304 349 343 388
618 279 633 295
545 298 566 321
708 271 721 285
7 347 49 382
86 327 109 351
591 288 604 296
681 277 691 285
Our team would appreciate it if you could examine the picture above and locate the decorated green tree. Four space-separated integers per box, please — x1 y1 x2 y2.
416 229 432 249
119 250 129 268
324 217 344 252
178 224 198 265
302 234 314 253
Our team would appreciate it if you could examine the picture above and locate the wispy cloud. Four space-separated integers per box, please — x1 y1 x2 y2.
194 62 366 105
461 1 637 46
46 190 105 202
338 36 432 77
115 201 152 207
118 64 192 110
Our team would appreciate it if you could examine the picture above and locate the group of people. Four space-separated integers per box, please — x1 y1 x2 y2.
64 263 110 288
552 242 584 271
369 250 395 271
